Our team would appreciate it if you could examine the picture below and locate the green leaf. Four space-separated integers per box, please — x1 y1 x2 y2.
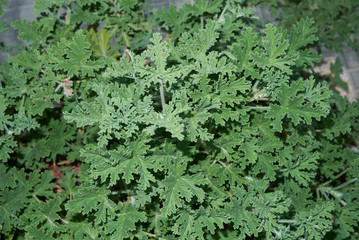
43 119 74 160
19 138 50 167
28 170 57 199
226 187 260 239
335 194 359 238
81 138 157 188
24 198 65 235
231 27 260 79
172 207 228 239
184 0 223 16
0 164 17 191
59 167 78 200
0 95 11 130
330 57 348 90
265 77 332 131
110 142 156 188
254 153 279 181
323 92 358 139
136 33 189 89
155 4 190 39
11 17 56 48
65 186 117 224
251 190 291 236
214 76 250 106
160 173 206 216
0 168 30 231
294 201 335 240
288 17 318 53
281 146 319 186
67 221 100 240
144 92 190 141
178 20 220 58
252 23 294 74
86 28 120 58
5 63 33 98
172 210 202 239
0 0 9 16
25 228 56 240
56 30 105 77
106 204 146 240
33 0 72 14
65 82 153 146
185 95 214 142
239 138 260 165
0 135 16 162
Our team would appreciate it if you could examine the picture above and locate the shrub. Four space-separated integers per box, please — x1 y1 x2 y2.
1 0 358 239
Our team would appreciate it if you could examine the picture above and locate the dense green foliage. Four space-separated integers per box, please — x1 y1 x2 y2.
246 0 359 54
1 0 359 239
245 0 359 91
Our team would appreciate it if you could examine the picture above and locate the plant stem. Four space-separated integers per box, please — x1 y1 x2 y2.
320 188 330 200
20 95 26 110
218 160 227 168
3 123 12 135
323 168 349 186
218 4 228 23
55 82 63 92
333 178 357 191
316 187 320 200
125 49 133 61
32 194 40 203
108 190 132 195
143 231 157 238
252 80 259 90
250 98 272 102
159 78 166 111
249 106 270 110
277 219 296 224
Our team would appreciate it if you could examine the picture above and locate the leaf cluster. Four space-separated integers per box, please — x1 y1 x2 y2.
244 0 359 91
1 0 359 239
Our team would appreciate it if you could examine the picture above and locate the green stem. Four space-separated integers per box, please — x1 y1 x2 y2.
333 178 357 191
320 188 330 200
252 80 259 90
3 123 11 135
159 78 166 112
218 4 228 23
316 187 320 200
200 16 204 29
54 82 63 92
211 159 217 166
143 231 157 238
32 194 40 203
20 95 26 110
125 49 133 61
218 160 227 168
249 106 270 110
323 168 349 186
250 98 272 102
277 219 296 224
109 190 132 195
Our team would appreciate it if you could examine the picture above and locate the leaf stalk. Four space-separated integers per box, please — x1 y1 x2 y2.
159 78 166 111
